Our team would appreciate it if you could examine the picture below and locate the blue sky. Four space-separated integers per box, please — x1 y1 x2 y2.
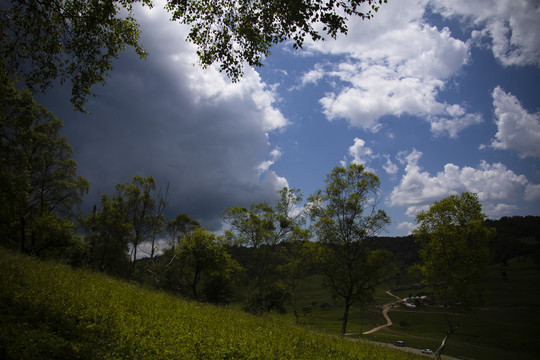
40 0 540 236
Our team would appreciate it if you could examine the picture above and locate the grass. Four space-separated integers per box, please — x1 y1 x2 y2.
2 247 538 360
362 256 540 360
274 257 540 360
280 275 392 335
0 248 423 360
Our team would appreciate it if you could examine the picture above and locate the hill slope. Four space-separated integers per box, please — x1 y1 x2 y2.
0 248 422 359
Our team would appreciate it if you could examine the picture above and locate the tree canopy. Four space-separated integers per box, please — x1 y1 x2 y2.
167 0 387 80
413 192 493 359
175 227 242 302
223 187 308 313
0 73 89 256
0 0 150 111
1 0 386 110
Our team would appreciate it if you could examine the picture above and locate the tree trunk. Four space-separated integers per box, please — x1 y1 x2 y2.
292 295 300 324
259 276 268 314
88 205 97 267
129 240 138 280
148 234 159 288
359 305 363 338
30 228 36 255
99 248 107 272
192 263 201 299
20 215 26 253
261 288 267 314
341 299 351 336
150 236 155 260
435 323 455 360
435 308 456 359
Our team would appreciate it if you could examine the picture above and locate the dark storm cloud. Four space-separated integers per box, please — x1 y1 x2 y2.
38 6 288 229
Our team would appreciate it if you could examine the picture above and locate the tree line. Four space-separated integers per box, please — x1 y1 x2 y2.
0 71 392 332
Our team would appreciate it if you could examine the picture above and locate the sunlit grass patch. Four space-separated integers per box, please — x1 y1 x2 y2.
0 248 422 359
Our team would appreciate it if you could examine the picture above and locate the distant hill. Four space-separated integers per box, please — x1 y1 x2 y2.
366 216 540 266
485 216 540 263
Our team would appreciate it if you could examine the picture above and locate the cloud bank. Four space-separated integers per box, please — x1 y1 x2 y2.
389 149 540 219
54 5 289 229
298 0 540 138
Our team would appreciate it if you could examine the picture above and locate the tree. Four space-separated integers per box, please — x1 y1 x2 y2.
166 213 201 250
1 0 386 110
0 0 150 111
277 239 320 323
167 0 387 80
222 187 308 314
308 164 392 336
413 192 493 359
80 196 131 276
0 73 89 257
111 175 167 278
175 227 242 302
154 213 201 291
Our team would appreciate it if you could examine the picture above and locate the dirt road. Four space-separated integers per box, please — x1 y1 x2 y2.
357 291 461 359
363 290 401 335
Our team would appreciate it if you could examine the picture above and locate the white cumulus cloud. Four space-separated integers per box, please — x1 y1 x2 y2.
397 221 417 234
489 86 540 158
304 0 482 136
257 148 283 174
348 138 375 165
431 0 540 67
389 149 538 218
430 105 483 138
299 64 326 88
525 183 540 201
383 155 399 175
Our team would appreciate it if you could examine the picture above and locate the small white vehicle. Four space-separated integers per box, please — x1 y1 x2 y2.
421 349 433 354
394 341 405 347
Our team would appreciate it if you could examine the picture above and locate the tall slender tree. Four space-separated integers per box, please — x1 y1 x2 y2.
112 175 166 278
156 213 201 292
308 164 392 336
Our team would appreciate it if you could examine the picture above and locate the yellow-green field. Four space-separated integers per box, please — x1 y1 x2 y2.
0 248 422 360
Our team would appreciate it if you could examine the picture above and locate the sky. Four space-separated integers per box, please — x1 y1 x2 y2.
39 0 540 237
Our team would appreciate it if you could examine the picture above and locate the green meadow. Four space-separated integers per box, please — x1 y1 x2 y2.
283 256 540 360
0 248 422 360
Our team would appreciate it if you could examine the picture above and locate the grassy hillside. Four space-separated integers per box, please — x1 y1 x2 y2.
0 248 422 360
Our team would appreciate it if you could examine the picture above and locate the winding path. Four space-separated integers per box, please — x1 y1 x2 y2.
358 292 463 359
362 290 401 335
